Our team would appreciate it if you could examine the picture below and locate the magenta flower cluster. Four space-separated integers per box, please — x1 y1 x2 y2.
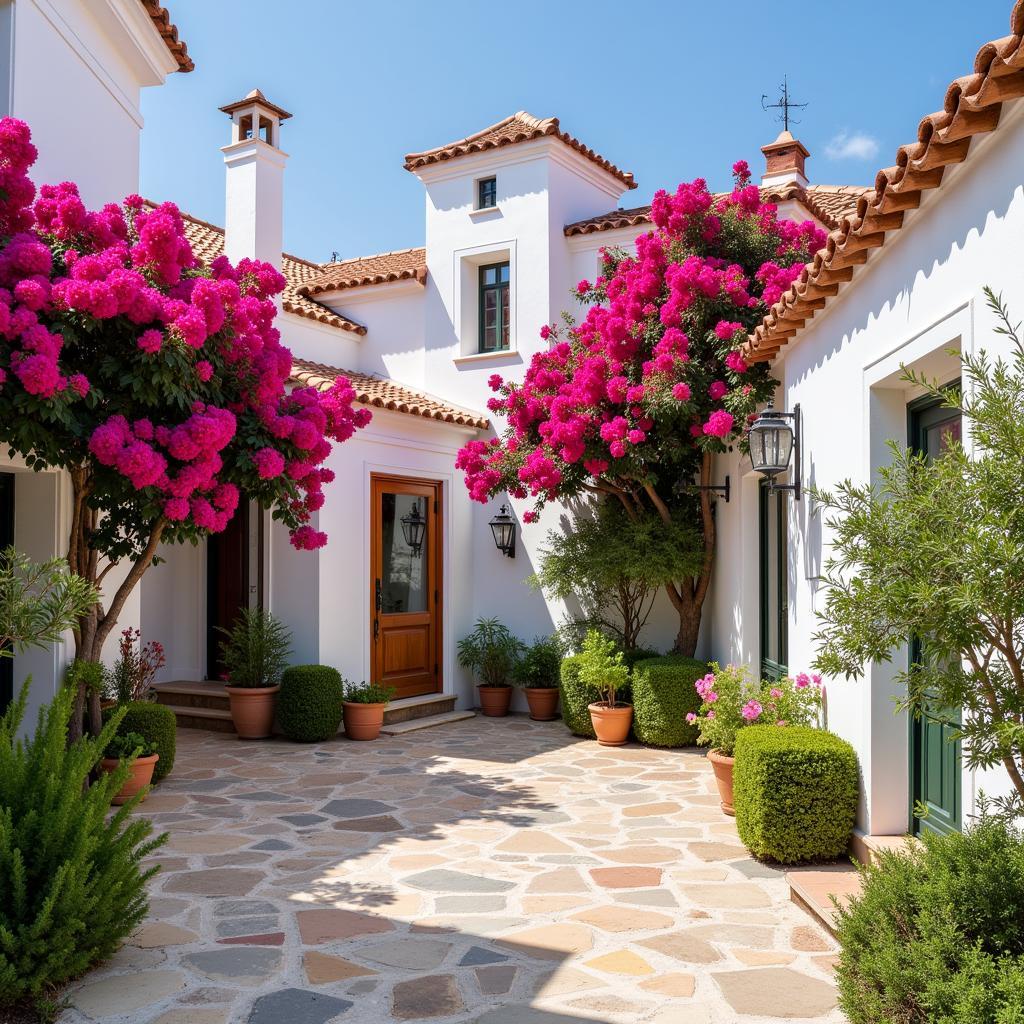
456 161 826 513
0 118 371 549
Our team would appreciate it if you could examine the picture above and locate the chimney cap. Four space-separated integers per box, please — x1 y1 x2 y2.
219 88 292 122
761 128 809 159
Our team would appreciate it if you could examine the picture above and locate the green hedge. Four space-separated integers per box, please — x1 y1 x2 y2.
115 701 176 782
836 818 1024 1023
734 724 858 863
279 665 343 742
631 655 707 747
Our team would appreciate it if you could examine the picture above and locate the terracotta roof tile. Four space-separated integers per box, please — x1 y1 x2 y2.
404 111 637 190
564 185 869 237
139 1 193 72
291 358 489 430
156 205 366 335
300 248 427 297
746 0 1024 364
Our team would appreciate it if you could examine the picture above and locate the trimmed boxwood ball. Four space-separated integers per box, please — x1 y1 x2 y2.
733 724 858 863
279 664 344 742
116 701 177 782
631 655 707 747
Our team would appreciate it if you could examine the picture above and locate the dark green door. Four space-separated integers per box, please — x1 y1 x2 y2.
908 395 962 837
759 480 788 682
0 473 13 714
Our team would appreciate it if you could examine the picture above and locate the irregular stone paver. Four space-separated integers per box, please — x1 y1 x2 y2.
248 988 353 1024
73 969 185 1017
62 721 841 1024
392 974 463 1019
715 966 839 1017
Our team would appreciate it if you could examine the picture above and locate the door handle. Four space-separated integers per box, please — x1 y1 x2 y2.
374 618 379 642
375 578 382 613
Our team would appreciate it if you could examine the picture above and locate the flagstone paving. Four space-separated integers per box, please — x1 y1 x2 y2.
60 718 844 1024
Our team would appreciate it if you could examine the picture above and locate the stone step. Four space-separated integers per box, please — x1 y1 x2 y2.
161 703 236 734
849 831 917 866
383 693 457 724
379 709 476 735
154 680 229 712
786 865 863 938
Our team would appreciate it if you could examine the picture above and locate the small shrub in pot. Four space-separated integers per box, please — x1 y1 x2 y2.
514 635 563 721
218 608 292 739
457 617 523 717
99 731 159 805
342 681 395 741
278 665 344 742
576 630 631 746
115 700 177 781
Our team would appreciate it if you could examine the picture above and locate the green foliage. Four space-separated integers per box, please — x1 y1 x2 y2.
342 680 396 705
217 607 292 688
532 499 702 650
0 548 98 657
559 655 596 738
835 817 1024 1023
514 635 564 688
115 701 176 782
733 725 858 863
457 617 524 687
0 681 165 1006
65 659 106 695
812 289 1024 817
104 731 156 760
631 655 707 747
575 630 629 707
278 665 344 742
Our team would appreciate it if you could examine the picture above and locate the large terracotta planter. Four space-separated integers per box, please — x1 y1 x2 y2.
478 685 512 717
100 753 159 805
524 686 560 721
708 748 736 816
343 701 387 741
588 702 633 746
225 684 279 739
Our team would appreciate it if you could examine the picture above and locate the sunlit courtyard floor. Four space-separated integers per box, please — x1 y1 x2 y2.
60 717 844 1024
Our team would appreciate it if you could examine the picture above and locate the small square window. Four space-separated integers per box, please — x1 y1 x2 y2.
477 177 497 210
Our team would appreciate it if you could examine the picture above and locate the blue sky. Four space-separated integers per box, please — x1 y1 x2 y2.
140 1 1012 264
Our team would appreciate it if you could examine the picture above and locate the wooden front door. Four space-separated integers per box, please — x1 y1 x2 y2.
207 501 253 680
370 475 441 699
909 392 963 837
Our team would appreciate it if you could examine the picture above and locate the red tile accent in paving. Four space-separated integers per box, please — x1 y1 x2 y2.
589 866 663 889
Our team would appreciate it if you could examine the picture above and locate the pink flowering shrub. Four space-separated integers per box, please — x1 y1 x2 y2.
0 118 370 714
688 663 823 755
456 162 826 654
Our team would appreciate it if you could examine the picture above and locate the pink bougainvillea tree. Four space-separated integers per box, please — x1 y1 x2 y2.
0 118 370 737
457 162 825 654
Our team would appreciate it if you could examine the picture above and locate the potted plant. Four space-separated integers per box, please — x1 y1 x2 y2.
514 635 563 721
457 617 524 717
342 680 396 741
577 630 631 745
99 731 159 805
218 608 292 739
107 627 165 706
688 664 824 814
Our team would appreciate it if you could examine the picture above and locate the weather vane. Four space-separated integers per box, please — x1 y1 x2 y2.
761 77 808 132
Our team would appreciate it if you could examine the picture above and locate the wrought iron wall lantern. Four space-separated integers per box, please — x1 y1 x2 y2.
748 403 802 500
400 499 426 556
489 503 517 558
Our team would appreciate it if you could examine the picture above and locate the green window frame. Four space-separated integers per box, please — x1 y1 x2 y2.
759 480 788 683
477 177 497 210
478 261 510 352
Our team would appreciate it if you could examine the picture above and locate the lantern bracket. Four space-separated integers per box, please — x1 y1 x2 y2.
692 475 731 503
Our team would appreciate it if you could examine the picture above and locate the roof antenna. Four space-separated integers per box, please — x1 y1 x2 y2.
761 76 807 132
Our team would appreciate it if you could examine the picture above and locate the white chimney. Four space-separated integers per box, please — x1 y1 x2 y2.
220 89 290 269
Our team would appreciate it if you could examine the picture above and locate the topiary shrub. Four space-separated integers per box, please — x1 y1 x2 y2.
631 655 707 747
0 681 165 1009
117 701 176 782
733 724 858 863
836 817 1024 1023
278 665 344 742
559 655 594 738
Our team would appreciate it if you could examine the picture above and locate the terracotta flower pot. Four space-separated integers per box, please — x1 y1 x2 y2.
708 748 736 816
343 701 387 741
478 685 512 717
100 753 159 805
588 702 633 746
524 686 560 721
225 685 279 739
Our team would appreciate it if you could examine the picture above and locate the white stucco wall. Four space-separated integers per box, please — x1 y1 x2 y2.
709 97 1024 834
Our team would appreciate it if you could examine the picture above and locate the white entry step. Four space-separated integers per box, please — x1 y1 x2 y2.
380 710 476 735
